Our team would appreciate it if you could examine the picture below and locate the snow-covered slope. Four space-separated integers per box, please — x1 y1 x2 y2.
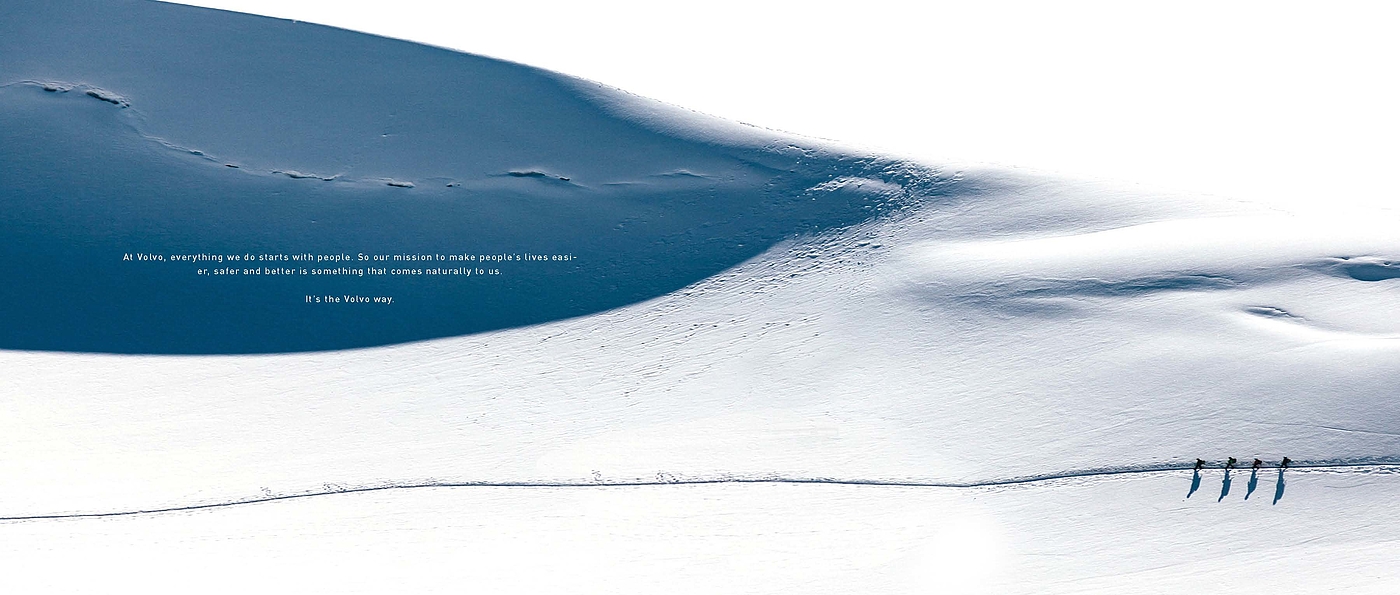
2 1 1398 592
0 0 936 354
5 160 1398 514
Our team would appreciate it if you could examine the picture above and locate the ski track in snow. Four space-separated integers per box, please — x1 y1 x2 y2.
5 460 1397 522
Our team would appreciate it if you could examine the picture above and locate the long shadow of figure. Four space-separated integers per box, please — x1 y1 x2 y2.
1187 469 1202 498
1273 469 1287 505
1218 468 1233 502
1245 468 1259 500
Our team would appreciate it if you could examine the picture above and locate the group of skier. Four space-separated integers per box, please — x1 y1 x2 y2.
1194 457 1291 471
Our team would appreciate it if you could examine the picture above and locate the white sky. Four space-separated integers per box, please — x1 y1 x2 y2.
167 1 1398 211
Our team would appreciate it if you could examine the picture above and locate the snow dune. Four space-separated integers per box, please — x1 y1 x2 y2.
2 1 1399 592
0 0 936 354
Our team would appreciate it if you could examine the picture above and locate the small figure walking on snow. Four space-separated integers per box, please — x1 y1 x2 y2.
1195 458 1206 470
1252 458 1263 470
1226 457 1238 469
1281 457 1292 469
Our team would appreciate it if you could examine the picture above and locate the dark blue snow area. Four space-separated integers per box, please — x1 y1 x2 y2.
1338 260 1400 282
0 0 939 353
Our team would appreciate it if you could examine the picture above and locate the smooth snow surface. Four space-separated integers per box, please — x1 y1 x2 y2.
165 1 1400 215
5 468 1399 594
2 1 1398 592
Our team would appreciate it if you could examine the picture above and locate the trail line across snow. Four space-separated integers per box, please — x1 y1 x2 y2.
5 460 1398 522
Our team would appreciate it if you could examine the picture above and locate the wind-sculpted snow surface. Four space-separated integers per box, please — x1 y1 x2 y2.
0 0 934 353
4 0 1400 591
5 162 1400 515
